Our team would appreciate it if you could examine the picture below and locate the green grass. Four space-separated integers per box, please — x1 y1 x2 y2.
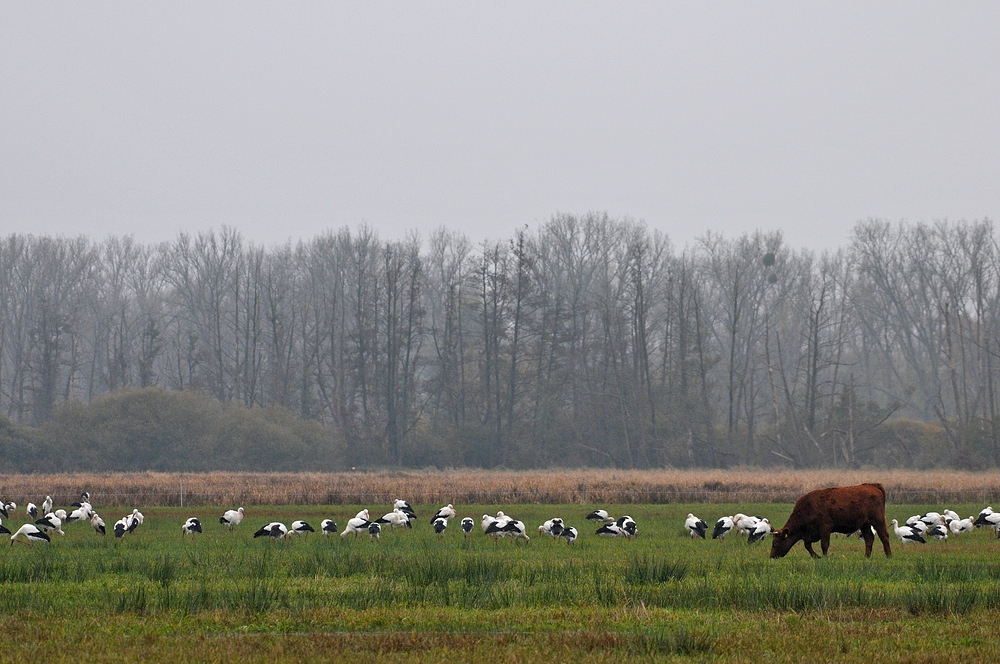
1 502 999 661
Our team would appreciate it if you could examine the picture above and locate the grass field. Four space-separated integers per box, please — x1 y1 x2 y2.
2 501 1000 662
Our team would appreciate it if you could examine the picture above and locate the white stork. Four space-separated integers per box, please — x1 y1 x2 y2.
26 503 37 519
891 519 927 544
595 522 624 537
712 516 734 540
10 524 49 546
948 516 975 536
289 520 315 537
253 522 288 540
561 526 578 546
35 513 65 536
90 513 106 536
41 496 53 516
461 517 474 538
539 518 565 539
585 509 612 522
431 504 456 522
432 516 448 540
341 513 371 539
375 510 411 530
927 524 948 541
368 522 381 541
321 519 338 536
747 518 773 544
685 514 708 539
220 507 245 532
182 517 202 540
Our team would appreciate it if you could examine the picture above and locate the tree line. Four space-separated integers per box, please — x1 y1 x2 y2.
0 215 996 470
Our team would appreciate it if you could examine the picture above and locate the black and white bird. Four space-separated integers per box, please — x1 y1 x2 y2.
394 499 417 521
182 517 202 540
341 511 371 539
503 519 530 543
481 514 500 539
41 496 52 516
3 502 16 518
0 523 8 536
585 509 612 522
733 514 760 536
561 526 578 546
253 522 288 540
891 519 927 544
375 510 412 530
289 520 315 537
942 509 961 524
35 513 65 537
368 522 381 541
461 517 474 538
948 516 974 536
126 509 144 534
432 516 448 540
685 514 708 539
431 504 456 522
113 517 128 539
712 516 734 540
10 524 49 546
0 503 8 519
617 516 637 540
975 509 1000 536
54 509 67 523
927 524 949 541
321 519 338 536
67 503 93 523
920 512 944 527
747 518 773 544
26 503 38 519
905 515 923 528
90 513 106 536
220 507 245 532
595 522 625 537
539 518 565 539
909 520 928 535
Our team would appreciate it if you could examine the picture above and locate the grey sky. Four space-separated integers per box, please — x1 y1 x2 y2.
2 3 998 251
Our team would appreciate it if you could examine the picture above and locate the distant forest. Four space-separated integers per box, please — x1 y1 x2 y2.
0 215 997 471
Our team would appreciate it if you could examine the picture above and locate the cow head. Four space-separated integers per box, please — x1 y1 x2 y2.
769 528 796 558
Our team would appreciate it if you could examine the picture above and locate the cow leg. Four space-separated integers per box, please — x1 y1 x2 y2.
872 520 893 558
820 530 832 556
803 539 821 559
860 525 875 557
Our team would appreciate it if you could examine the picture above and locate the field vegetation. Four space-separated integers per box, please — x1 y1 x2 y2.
3 500 1000 662
4 469 1000 507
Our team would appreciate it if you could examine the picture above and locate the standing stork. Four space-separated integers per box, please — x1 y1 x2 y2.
182 518 202 540
461 517 474 538
321 519 338 536
220 507 245 532
685 514 708 539
289 521 315 538
431 504 456 522
90 513 106 536
253 522 288 540
432 517 448 541
41 496 53 516
11 524 49 546
26 503 38 519
35 513 65 537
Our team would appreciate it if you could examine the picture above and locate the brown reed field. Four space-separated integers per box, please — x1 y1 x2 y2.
3 468 1000 507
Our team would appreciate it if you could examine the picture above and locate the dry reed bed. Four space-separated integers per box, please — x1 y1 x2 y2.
2 469 1000 507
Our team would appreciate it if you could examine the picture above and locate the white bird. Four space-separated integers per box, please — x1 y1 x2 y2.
182 517 202 540
561 526 578 546
481 514 500 539
977 511 1000 537
595 523 624 537
733 514 760 536
712 516 734 540
747 518 773 544
35 513 65 536
617 516 637 540
253 522 288 539
131 509 144 526
909 520 928 535
432 504 456 521
942 509 961 523
685 514 708 539
539 518 565 538
54 509 67 522
585 509 612 522
432 516 448 540
2 501 16 518
503 520 530 543
948 516 975 536
10 524 49 546
393 499 417 520
461 517 474 538
321 519 338 536
341 514 371 539
355 509 371 520
67 504 92 523
113 517 128 538
375 510 412 530
368 522 381 541
891 519 927 544
220 507 245 532
920 512 944 527
26 503 37 519
927 524 948 541
289 520 315 537
41 496 52 515
90 513 106 536
905 515 923 528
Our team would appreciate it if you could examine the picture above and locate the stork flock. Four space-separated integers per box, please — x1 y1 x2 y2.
0 492 147 546
683 506 1000 547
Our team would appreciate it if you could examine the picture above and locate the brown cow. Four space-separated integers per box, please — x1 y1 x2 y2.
770 483 892 559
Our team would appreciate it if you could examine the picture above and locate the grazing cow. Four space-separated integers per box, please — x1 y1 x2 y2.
770 483 892 559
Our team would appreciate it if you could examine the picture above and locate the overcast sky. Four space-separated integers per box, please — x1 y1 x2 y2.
2 3 998 252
